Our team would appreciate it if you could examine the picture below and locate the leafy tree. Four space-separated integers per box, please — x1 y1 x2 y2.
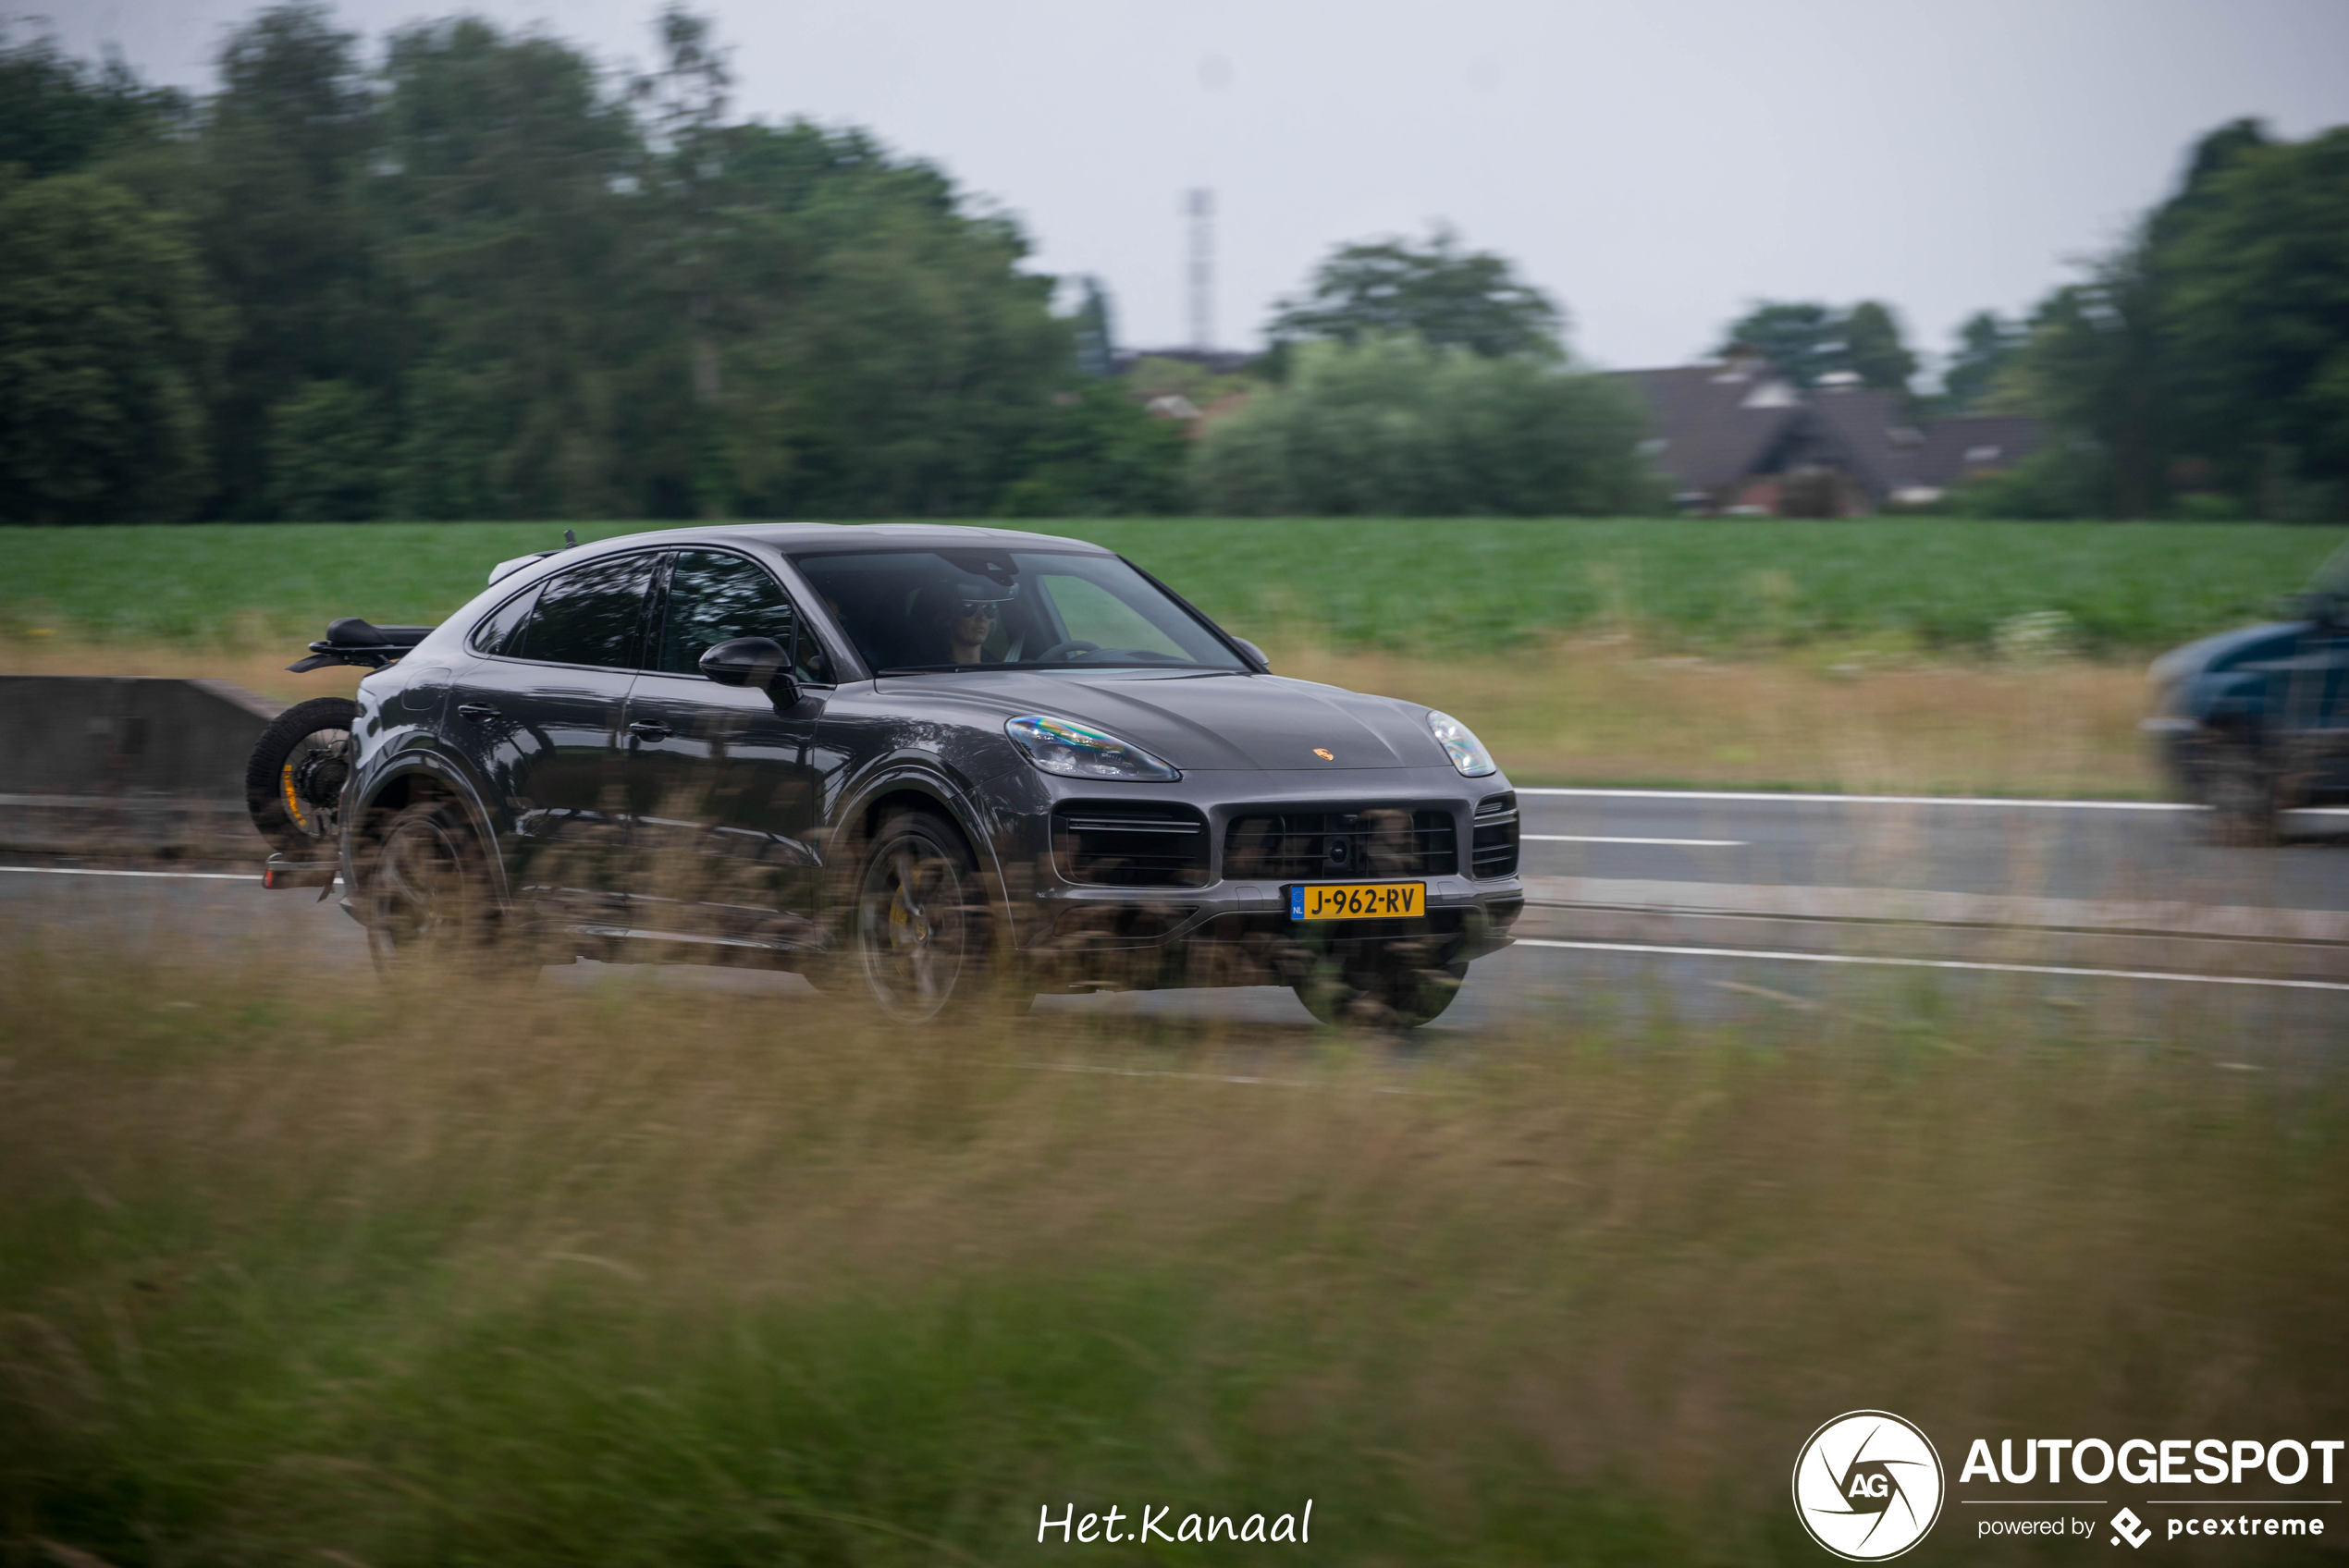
190 3 400 519
264 379 389 519
0 8 1184 522
993 380 1186 516
1072 276 1115 379
1719 300 1915 392
1938 311 2026 413
1995 116 2347 519
2004 244 2163 517
654 119 1079 517
2157 125 2349 503
0 20 184 178
1717 301 1839 386
1189 336 1659 517
379 16 645 518
1841 301 1916 393
1269 225 1562 362
0 175 226 521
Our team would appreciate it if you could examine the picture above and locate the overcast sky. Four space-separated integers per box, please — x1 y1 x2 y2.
42 0 2349 375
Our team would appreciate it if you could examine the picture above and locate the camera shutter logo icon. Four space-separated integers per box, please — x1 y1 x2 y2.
1792 1411 1945 1560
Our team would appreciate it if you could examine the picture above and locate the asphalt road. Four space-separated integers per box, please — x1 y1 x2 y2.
1515 788 2349 908
5 790 2344 1053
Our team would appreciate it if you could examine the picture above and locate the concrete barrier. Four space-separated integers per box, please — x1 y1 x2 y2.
0 676 285 855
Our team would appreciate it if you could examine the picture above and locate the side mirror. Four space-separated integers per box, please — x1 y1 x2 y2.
1235 638 1270 670
699 636 800 706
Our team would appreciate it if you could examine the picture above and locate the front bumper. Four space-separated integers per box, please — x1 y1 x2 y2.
999 765 1527 990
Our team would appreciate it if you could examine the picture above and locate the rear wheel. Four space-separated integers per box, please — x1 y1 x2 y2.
851 810 993 1022
245 696 362 855
360 799 515 979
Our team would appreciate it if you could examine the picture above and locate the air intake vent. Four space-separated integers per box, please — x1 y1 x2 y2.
1471 791 1519 878
1223 807 1457 881
1052 802 1211 888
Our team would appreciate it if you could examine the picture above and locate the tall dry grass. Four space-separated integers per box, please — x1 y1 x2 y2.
2 937 2342 1564
1269 639 2157 797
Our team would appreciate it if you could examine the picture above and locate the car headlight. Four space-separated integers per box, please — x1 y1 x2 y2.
1005 715 1180 781
1425 709 1497 777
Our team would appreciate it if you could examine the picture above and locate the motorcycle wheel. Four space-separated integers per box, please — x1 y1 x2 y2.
245 696 363 856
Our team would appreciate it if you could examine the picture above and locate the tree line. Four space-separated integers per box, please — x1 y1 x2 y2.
0 6 1188 523
0 6 1667 524
1707 119 2348 522
6 3 2339 524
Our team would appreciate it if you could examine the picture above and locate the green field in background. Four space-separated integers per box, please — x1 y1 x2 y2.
4 518 2343 655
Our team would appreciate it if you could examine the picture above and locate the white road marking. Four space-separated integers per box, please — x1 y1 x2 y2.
0 864 263 881
1524 834 1745 846
1514 937 2349 993
1514 787 2198 810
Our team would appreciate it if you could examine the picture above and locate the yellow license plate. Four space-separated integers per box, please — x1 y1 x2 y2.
1288 881 1425 920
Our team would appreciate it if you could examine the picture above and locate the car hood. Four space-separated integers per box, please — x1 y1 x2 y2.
2148 620 2311 684
878 669 1447 771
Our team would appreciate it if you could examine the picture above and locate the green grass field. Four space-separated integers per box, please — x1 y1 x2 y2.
4 519 2343 655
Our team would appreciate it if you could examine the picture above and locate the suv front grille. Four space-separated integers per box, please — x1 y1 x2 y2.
1222 808 1457 881
1471 791 1519 878
1052 802 1211 888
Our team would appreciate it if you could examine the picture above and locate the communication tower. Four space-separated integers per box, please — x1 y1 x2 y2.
1187 188 1214 352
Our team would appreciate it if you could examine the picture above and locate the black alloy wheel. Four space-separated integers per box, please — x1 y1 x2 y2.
853 810 989 1022
362 799 510 979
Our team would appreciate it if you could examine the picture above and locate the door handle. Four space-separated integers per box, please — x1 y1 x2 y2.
628 720 671 741
457 703 500 723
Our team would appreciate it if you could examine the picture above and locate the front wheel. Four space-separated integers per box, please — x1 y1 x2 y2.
851 810 992 1023
2199 737 2280 846
245 696 362 855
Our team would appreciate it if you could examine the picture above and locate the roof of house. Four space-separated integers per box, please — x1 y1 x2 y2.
1900 416 2045 490
1615 363 1804 496
1804 383 1912 504
1620 359 2047 506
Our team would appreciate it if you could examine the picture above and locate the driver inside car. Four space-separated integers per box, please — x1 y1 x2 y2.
914 577 1015 666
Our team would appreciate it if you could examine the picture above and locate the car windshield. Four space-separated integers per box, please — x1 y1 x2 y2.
790 548 1248 675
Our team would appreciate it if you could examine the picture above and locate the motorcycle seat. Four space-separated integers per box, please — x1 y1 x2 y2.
324 618 434 649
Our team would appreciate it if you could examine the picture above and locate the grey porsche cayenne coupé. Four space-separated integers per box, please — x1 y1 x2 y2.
339 523 1525 1023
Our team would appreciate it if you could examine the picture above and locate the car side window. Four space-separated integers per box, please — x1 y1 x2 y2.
658 550 823 681
512 555 658 668
469 583 539 656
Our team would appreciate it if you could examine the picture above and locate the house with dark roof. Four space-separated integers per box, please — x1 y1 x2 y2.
1615 355 2042 516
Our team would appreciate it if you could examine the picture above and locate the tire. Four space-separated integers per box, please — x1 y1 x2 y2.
2199 736 2280 846
246 696 362 856
358 798 515 980
849 809 993 1023
1294 957 1469 1029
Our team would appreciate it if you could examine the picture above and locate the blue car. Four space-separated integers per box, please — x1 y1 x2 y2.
2146 544 2349 839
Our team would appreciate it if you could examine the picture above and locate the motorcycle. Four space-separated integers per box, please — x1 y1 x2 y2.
247 618 432 886
249 533 575 888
